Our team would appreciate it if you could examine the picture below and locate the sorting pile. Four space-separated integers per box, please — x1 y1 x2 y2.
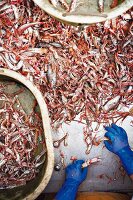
0 83 46 188
0 1 133 131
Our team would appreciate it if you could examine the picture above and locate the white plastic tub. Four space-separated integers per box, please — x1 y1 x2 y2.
0 68 54 200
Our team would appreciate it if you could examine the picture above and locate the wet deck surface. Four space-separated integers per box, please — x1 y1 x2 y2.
45 117 133 193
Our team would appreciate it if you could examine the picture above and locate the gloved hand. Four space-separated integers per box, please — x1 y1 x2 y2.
65 160 88 185
55 160 88 200
104 123 133 175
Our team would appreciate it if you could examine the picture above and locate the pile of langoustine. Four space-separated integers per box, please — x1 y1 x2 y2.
0 82 46 188
0 0 133 131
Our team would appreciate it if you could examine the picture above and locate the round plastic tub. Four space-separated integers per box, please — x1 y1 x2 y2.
0 68 54 200
33 0 133 25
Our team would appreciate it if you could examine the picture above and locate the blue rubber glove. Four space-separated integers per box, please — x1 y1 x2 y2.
104 123 133 175
55 160 88 200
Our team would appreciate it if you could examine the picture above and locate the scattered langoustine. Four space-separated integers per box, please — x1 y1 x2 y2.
82 157 101 168
70 156 101 167
97 165 126 184
53 133 68 148
0 1 132 132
